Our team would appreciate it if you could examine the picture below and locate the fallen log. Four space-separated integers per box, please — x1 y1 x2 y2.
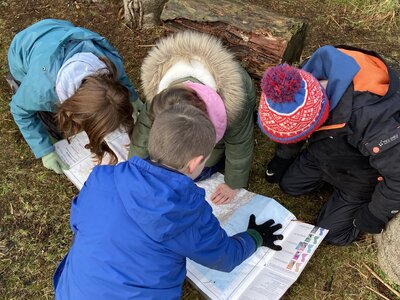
161 0 308 79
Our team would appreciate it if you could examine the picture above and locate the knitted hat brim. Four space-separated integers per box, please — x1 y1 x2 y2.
258 94 329 143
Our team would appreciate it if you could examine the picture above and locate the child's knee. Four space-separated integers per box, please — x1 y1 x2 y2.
317 219 361 246
279 178 305 196
323 231 360 246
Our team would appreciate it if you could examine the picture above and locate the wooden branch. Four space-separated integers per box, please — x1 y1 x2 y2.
363 263 400 298
365 286 390 300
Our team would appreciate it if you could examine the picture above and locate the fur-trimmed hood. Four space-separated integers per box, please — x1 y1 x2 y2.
141 30 246 124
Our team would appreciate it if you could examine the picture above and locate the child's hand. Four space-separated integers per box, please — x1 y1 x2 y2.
211 183 239 205
246 214 283 250
42 151 70 174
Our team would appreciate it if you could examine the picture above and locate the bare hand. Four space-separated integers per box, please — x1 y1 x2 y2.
211 183 239 205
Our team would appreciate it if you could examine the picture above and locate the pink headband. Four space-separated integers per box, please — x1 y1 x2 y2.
184 82 227 143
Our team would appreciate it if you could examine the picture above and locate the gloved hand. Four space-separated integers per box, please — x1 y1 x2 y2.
265 155 294 183
246 214 283 251
353 204 385 234
131 98 143 122
42 151 69 174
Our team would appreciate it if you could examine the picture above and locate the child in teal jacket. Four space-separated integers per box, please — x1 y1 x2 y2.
8 19 141 173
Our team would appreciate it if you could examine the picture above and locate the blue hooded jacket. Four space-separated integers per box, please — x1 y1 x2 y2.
301 45 360 111
8 19 139 158
54 157 256 299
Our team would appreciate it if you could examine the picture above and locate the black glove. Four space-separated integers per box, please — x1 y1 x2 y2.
265 155 294 183
353 205 385 234
246 214 283 251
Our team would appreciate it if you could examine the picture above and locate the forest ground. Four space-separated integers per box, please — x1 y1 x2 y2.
0 0 399 299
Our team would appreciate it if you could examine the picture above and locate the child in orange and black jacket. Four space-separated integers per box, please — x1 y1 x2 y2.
258 45 400 245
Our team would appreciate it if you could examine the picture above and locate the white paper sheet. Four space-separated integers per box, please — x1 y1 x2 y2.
54 129 129 189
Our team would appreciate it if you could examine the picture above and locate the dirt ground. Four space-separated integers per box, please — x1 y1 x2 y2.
0 0 399 299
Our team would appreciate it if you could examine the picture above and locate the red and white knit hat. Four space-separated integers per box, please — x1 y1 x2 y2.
258 64 329 143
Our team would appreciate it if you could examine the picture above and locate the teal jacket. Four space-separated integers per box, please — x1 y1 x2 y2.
8 19 139 158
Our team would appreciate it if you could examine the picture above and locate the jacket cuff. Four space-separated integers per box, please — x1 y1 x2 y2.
35 145 55 159
354 205 386 234
246 229 262 248
225 173 248 190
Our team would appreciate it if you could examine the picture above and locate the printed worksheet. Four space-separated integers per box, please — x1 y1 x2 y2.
54 128 129 189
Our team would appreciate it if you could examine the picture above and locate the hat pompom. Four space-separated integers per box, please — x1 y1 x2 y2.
261 64 302 103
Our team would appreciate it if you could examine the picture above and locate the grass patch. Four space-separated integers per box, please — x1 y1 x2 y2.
333 0 399 29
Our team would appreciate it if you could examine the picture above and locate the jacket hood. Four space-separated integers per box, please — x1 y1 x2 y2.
114 157 207 242
302 45 394 111
302 45 360 111
141 30 245 125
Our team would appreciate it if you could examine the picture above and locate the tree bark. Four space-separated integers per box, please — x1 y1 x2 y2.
123 0 168 30
374 55 400 286
375 214 400 285
161 0 308 79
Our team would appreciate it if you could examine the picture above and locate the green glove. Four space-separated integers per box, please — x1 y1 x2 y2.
131 98 143 122
41 151 69 174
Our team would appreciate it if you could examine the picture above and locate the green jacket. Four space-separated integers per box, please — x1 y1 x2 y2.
129 31 256 189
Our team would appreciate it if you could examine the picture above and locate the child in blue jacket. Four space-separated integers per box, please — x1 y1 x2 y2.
53 104 283 299
7 19 141 173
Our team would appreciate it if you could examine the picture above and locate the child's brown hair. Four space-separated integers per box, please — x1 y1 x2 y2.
56 57 134 165
150 85 207 120
148 104 215 170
